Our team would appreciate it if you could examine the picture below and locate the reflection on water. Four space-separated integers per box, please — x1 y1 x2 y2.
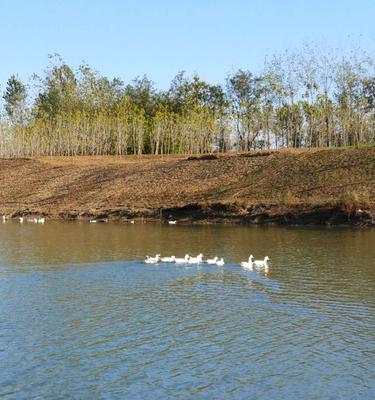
0 223 374 399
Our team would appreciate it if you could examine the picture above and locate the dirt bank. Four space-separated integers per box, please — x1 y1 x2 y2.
0 148 374 226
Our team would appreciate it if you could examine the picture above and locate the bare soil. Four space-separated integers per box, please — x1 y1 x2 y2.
0 148 374 226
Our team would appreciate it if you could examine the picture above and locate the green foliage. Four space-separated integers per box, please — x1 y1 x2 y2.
3 75 27 124
0 44 374 156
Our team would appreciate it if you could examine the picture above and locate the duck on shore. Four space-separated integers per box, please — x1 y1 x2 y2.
90 218 107 223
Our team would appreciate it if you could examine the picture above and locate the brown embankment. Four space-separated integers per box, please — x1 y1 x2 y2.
0 147 374 226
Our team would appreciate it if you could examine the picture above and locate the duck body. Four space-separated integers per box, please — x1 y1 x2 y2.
206 256 218 264
253 256 270 268
161 256 176 262
188 253 203 264
240 255 254 270
174 254 190 263
144 254 161 264
216 258 225 266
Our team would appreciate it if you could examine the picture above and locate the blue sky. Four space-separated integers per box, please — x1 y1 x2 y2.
0 0 374 94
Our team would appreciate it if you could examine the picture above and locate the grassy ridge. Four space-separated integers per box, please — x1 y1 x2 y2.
0 147 374 226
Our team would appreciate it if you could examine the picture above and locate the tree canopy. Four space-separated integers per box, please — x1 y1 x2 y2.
1 44 374 157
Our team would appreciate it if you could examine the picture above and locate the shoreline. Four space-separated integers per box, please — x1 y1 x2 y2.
5 203 374 227
1 148 374 228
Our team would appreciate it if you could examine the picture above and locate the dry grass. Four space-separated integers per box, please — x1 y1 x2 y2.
0 147 374 220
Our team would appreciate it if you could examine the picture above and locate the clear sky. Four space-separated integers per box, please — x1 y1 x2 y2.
0 0 374 93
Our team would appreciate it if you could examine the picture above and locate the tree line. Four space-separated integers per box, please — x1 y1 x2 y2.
1 43 374 157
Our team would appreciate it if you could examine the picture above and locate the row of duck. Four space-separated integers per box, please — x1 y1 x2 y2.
2 216 45 224
144 253 270 271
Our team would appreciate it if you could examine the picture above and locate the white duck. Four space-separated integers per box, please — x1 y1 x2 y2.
188 253 203 264
174 254 190 263
161 256 176 262
19 217 24 223
2 215 6 223
206 256 218 264
240 255 254 270
168 220 177 225
37 217 45 224
253 256 270 269
216 258 225 266
144 254 161 264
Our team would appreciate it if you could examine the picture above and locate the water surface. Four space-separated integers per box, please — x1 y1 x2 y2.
0 223 374 399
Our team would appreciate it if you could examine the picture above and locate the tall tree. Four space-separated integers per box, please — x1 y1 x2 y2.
3 75 28 124
226 69 263 150
34 54 78 118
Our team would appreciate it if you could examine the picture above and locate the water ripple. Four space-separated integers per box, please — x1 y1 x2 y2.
1 225 375 399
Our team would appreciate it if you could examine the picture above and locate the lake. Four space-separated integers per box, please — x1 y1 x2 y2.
0 222 374 399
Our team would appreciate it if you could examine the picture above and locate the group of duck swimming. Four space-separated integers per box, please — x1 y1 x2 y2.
144 253 270 271
240 255 270 272
144 253 224 266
